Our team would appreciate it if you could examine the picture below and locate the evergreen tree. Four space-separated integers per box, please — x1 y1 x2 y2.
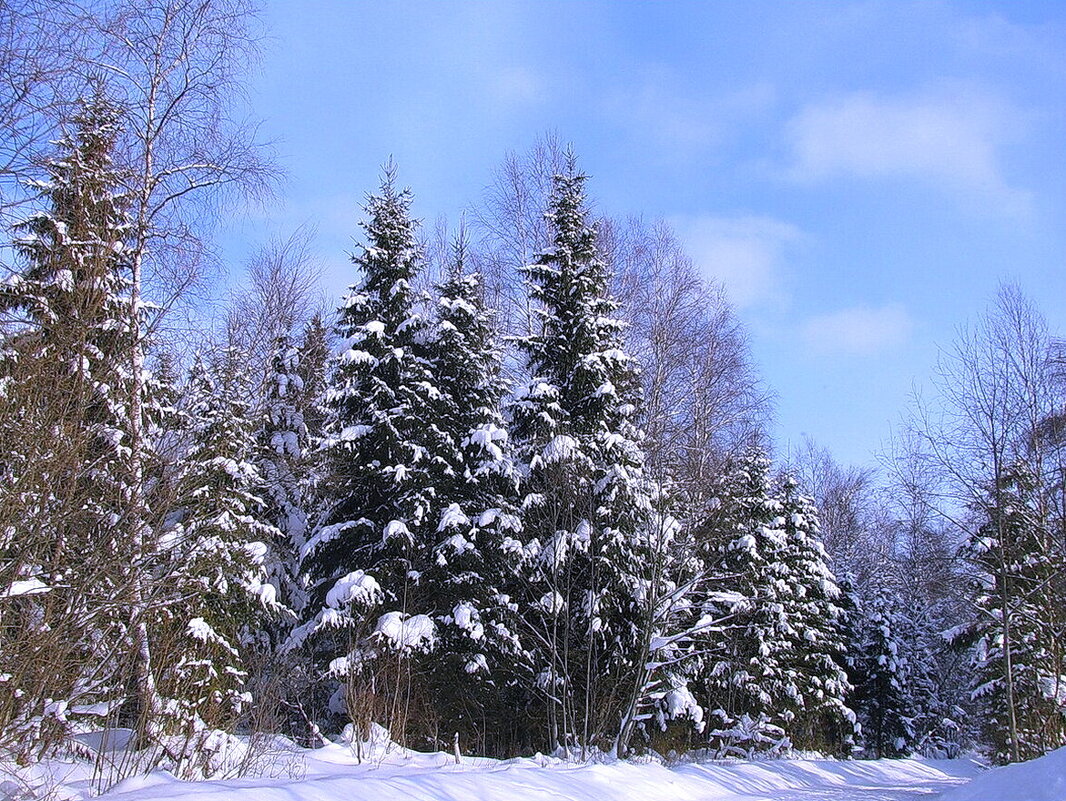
0 94 144 756
509 152 652 751
161 348 284 741
418 241 525 754
956 462 1066 763
850 586 946 758
0 95 137 557
259 334 310 620
297 313 331 454
615 504 714 756
850 588 916 758
297 168 441 741
698 449 794 756
777 475 855 754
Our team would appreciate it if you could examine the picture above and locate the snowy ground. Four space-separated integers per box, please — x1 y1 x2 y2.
92 756 984 801
96 753 979 801
4 733 995 801
12 732 1066 801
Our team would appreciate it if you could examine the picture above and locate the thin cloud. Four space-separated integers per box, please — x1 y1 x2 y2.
782 87 1031 217
672 215 802 308
800 304 914 356
605 77 776 154
488 67 546 107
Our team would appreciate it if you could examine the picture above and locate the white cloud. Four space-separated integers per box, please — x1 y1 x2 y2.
800 304 913 356
783 87 1030 216
671 215 801 308
604 76 776 153
488 67 545 106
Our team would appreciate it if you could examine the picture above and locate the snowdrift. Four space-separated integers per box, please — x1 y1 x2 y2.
92 745 979 801
940 746 1066 801
2 725 993 801
95 754 979 801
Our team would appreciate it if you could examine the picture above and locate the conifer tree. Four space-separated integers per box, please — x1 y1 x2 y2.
850 588 915 758
903 593 965 757
698 449 794 756
777 476 855 754
0 94 136 556
162 348 284 742
293 314 330 562
0 94 144 756
259 334 310 619
297 313 331 454
297 168 441 741
418 240 524 754
957 462 1066 762
615 505 715 756
509 152 652 751
850 583 957 759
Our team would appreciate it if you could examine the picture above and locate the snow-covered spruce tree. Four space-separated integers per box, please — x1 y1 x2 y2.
849 586 915 758
955 461 1066 763
259 334 310 622
293 313 331 565
296 169 441 744
159 348 284 761
0 95 146 760
297 313 331 456
903 592 967 757
696 448 794 757
417 240 526 755
777 476 855 754
615 503 720 757
254 324 334 747
849 582 956 759
509 153 652 753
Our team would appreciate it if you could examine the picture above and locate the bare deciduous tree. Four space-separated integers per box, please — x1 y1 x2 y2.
604 216 769 500
224 225 325 409
787 436 893 585
471 131 566 341
904 285 1066 762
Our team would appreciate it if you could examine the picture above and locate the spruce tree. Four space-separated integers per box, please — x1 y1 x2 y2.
509 152 652 751
851 584 954 759
903 592 964 757
0 95 145 756
162 348 284 741
259 334 310 620
698 448 794 756
418 242 524 754
1 95 137 559
297 313 331 456
298 168 441 741
957 462 1066 762
777 475 855 754
850 588 915 758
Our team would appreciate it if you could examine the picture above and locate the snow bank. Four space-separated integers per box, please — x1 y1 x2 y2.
89 749 979 801
3 723 986 801
940 746 1066 801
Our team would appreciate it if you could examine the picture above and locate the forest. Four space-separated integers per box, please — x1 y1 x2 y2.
0 0 1064 796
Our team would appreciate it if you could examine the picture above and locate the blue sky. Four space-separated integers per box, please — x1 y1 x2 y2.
222 0 1066 468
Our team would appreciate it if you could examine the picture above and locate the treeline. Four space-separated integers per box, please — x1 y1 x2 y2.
1 1 1064 793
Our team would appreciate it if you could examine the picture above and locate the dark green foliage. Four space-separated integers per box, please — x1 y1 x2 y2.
417 248 525 755
777 476 855 754
0 95 144 756
509 154 652 750
297 169 443 741
163 348 284 730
